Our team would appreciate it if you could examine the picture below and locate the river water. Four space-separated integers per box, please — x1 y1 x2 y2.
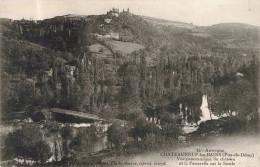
182 95 215 134
199 95 219 123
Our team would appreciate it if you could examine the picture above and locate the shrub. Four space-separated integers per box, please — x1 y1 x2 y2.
32 140 52 164
4 125 52 164
221 117 246 134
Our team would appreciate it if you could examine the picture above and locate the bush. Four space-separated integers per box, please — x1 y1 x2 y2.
70 130 88 152
61 124 73 159
197 120 222 134
32 140 52 164
31 111 46 122
162 123 182 139
221 117 246 134
196 117 247 135
107 122 127 154
3 125 52 164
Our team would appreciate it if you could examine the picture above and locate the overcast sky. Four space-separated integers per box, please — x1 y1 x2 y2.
1 0 260 26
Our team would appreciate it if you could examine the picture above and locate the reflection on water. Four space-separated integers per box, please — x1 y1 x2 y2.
199 95 219 123
93 134 108 152
182 126 198 134
183 95 214 134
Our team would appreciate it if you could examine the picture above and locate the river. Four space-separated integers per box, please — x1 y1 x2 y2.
183 95 218 134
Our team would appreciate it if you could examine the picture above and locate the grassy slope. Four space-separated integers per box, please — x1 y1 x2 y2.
206 23 260 49
106 39 145 54
140 15 196 29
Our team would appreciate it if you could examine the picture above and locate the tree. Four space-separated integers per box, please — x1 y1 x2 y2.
89 124 98 152
80 70 94 112
70 130 88 153
4 125 52 164
60 75 70 109
118 63 142 120
40 82 55 108
209 79 258 117
133 119 161 141
7 81 35 113
118 64 140 105
68 84 82 110
32 140 52 164
60 124 73 159
162 122 182 140
45 121 62 161
143 122 161 136
144 107 156 122
132 119 147 141
160 112 175 125
107 122 127 154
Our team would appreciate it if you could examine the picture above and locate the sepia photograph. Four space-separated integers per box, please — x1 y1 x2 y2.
0 0 259 166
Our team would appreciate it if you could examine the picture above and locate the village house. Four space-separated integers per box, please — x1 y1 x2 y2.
45 68 53 77
64 65 76 78
236 72 244 77
56 82 62 90
56 57 67 71
111 8 119 17
92 32 119 40
107 8 119 17
110 32 119 40
113 12 119 17
96 34 103 40
104 34 111 38
69 66 76 76
104 18 112 24
42 70 53 82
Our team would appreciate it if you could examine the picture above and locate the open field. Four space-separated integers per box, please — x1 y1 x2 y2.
88 43 113 58
106 39 145 54
188 32 211 38
89 43 112 54
141 16 196 29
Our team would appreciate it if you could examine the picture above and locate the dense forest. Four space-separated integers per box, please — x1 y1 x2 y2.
1 11 259 121
0 9 259 164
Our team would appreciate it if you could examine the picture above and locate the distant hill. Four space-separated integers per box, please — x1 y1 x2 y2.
60 14 89 18
207 23 260 37
54 14 90 19
140 16 260 49
140 16 196 29
205 23 260 49
1 10 259 125
211 23 259 29
1 12 259 51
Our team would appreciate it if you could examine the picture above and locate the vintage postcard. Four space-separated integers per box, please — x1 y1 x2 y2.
0 0 259 166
